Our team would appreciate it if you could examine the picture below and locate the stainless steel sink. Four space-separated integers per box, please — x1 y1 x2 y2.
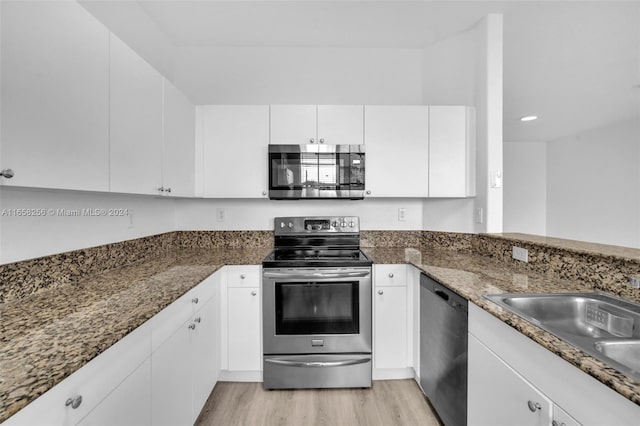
594 340 640 374
484 293 640 381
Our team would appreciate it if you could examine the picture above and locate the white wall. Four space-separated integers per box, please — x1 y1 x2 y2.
0 187 176 263
420 15 503 235
173 46 423 105
546 118 640 248
174 198 423 231
503 142 547 235
421 27 476 105
422 198 476 233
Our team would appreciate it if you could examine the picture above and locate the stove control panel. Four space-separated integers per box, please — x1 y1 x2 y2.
274 216 360 234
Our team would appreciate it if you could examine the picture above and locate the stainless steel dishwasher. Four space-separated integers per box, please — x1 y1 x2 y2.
420 273 468 426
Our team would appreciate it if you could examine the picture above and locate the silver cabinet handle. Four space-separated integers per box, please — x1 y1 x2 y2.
251 291 257 296
240 274 246 279
309 138 315 143
262 191 267 196
165 187 171 193
194 316 201 323
319 138 325 143
188 323 196 330
157 187 165 192
265 357 370 368
263 270 370 279
65 395 82 409
0 169 14 179
388 273 394 278
192 297 199 304
378 290 384 295
527 401 541 412
366 190 371 195
552 421 566 426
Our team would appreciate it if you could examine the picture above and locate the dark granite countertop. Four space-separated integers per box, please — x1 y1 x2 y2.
2 244 639 423
0 247 271 422
363 247 640 407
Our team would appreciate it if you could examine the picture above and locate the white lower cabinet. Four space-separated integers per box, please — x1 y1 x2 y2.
77 359 152 426
151 319 193 426
374 285 407 369
373 264 413 379
221 266 262 378
469 334 552 426
151 274 221 425
192 296 219 417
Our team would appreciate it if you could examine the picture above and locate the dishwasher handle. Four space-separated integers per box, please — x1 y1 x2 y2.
435 289 450 301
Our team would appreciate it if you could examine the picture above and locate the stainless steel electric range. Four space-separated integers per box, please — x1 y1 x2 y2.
262 216 373 389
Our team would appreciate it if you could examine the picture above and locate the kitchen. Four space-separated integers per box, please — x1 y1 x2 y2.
1 1 639 425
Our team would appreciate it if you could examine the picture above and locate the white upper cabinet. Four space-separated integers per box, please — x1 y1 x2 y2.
317 105 364 145
364 106 430 197
109 34 163 195
202 105 270 198
270 105 317 144
429 106 476 197
162 80 195 197
270 105 364 145
0 1 110 191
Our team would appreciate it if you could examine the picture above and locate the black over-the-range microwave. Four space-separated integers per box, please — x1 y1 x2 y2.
268 144 365 200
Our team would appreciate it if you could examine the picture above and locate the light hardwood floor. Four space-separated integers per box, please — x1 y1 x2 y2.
194 380 442 426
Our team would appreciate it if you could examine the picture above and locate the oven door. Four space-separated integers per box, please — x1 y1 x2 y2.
262 267 372 354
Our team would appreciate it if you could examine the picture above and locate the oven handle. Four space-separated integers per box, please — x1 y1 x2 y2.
264 357 371 368
263 270 371 279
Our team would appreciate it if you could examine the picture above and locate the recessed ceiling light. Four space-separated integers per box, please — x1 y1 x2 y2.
519 115 538 122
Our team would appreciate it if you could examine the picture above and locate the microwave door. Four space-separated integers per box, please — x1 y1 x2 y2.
317 152 338 198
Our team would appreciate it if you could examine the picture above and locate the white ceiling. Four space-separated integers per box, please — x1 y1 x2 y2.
80 0 640 142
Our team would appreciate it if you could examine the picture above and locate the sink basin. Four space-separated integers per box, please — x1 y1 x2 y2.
594 340 640 374
486 293 639 339
484 292 640 381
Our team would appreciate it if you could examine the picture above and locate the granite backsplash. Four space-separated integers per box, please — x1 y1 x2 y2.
3 229 640 304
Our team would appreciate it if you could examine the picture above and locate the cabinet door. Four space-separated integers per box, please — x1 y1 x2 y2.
227 287 261 371
77 359 151 426
151 321 192 426
202 105 269 198
429 106 475 197
469 334 552 426
317 105 364 145
364 106 429 197
0 1 110 191
270 105 317 144
553 404 582 426
163 79 195 197
374 286 407 369
109 34 163 195
192 297 218 422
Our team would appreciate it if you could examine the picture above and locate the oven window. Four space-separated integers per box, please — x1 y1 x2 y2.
275 282 359 335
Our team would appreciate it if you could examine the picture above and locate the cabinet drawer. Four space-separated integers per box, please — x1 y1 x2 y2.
374 264 406 287
226 265 261 288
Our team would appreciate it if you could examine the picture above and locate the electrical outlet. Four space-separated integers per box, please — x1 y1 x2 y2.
629 276 640 289
475 208 483 224
398 208 407 222
127 209 135 229
512 246 529 263
216 208 226 222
